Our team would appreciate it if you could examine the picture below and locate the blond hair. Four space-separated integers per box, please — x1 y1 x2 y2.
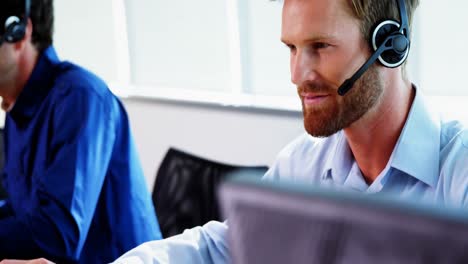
348 0 420 43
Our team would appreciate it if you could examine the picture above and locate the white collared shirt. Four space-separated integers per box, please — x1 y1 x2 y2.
264 88 468 206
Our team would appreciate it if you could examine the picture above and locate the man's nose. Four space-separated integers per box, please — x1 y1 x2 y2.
290 51 319 86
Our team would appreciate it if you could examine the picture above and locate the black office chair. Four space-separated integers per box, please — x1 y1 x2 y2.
152 147 268 238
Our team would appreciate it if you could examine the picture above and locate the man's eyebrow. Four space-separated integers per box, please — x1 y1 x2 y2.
306 35 336 42
281 34 336 44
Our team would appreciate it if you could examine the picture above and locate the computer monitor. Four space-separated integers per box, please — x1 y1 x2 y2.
218 175 468 264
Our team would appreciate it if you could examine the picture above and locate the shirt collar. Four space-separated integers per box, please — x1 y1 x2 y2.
322 131 354 185
9 46 60 123
322 86 441 188
391 87 441 187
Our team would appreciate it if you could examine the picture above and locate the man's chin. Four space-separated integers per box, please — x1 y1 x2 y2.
303 118 341 138
301 100 343 137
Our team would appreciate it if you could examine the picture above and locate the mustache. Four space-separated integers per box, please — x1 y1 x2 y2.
297 81 335 94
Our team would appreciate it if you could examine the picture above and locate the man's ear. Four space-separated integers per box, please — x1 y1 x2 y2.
14 18 33 51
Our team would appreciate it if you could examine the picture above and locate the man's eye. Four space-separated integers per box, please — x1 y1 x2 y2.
313 43 330 49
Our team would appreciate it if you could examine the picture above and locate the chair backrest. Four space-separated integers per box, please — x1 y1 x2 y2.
152 147 268 238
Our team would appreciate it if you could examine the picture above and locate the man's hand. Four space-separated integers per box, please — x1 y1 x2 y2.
0 259 54 264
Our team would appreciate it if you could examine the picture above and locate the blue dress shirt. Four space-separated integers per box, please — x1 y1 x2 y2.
0 46 162 263
113 88 467 264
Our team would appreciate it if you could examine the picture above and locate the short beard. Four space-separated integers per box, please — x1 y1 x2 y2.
300 65 383 137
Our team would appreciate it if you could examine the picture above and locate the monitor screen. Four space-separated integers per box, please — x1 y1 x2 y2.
218 176 468 264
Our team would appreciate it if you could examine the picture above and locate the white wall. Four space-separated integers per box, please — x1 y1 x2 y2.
121 97 304 189
54 0 117 83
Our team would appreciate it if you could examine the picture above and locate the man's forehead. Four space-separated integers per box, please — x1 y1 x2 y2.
282 0 350 19
281 0 355 41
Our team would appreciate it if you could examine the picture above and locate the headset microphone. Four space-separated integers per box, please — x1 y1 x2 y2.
337 0 410 96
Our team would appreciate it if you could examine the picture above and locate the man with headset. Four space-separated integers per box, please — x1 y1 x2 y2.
111 0 468 262
6 0 468 263
0 0 162 263
110 0 467 262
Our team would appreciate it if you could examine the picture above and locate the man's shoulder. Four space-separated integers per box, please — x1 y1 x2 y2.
440 119 468 152
439 119 468 177
434 119 468 206
52 61 113 100
41 62 124 123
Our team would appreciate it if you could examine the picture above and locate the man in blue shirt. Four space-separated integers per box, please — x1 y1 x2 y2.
0 0 161 263
109 0 467 263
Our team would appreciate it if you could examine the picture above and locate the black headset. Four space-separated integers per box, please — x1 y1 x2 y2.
337 0 410 96
0 0 31 45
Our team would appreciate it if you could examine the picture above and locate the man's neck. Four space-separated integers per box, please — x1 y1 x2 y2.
344 76 415 184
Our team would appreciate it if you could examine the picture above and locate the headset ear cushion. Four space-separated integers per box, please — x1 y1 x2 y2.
4 16 26 43
372 20 410 68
